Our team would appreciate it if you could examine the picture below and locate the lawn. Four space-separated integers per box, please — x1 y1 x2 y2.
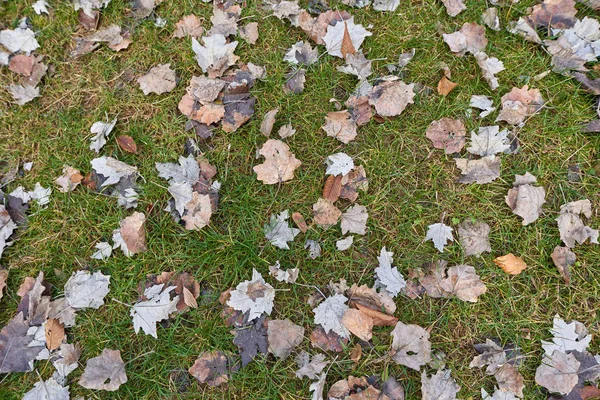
1 0 600 398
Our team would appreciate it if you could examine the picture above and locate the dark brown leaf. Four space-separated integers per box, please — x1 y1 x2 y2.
117 135 138 154
292 211 308 233
323 175 342 202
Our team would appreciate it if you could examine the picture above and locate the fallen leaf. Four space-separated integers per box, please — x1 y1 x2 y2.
119 212 147 254
338 52 372 80
458 220 491 256
350 344 362 363
137 63 177 95
233 314 268 366
470 95 496 118
340 22 356 58
420 262 487 302
55 166 83 193
390 322 432 370
437 76 458 96
551 245 576 284
227 269 275 322
541 315 592 356
441 0 466 17
260 108 279 137
505 172 546 226
323 17 371 58
64 270 110 310
535 350 580 395
421 369 461 400
0 312 44 372
267 319 304 359
313 198 342 229
23 378 69 400
496 85 544 125
0 26 39 54
295 351 329 379
323 175 343 202
341 308 373 341
254 139 302 184
469 339 507 374
322 110 358 144
336 236 354 251
557 199 599 248
310 325 348 352
475 52 504 90
425 222 453 252
116 135 138 154
313 294 350 339
326 153 354 176
494 253 528 275
192 34 239 78
0 269 7 301
368 80 415 117
292 211 308 233
341 165 368 202
131 284 179 338
305 239 321 259
240 22 259 44
44 319 64 351
264 210 301 249
283 68 306 94
173 15 203 38
284 41 319 65
529 0 577 30
467 126 510 156
9 54 35 76
79 348 128 391
455 156 501 184
278 123 296 138
8 84 40 106
341 204 368 235
495 363 525 397
374 247 406 297
443 22 488 56
269 261 299 283
189 351 235 387
89 118 117 153
425 118 466 154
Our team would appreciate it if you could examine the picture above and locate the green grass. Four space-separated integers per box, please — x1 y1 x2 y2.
1 0 600 398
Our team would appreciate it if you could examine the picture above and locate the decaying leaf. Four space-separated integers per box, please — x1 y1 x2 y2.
254 139 302 184
0 312 44 373
425 118 466 154
64 270 110 310
232 314 268 366
0 26 39 54
368 79 415 117
529 0 577 30
326 153 354 176
283 68 306 94
260 109 279 137
437 76 458 96
137 63 177 95
313 294 350 339
278 123 296 139
421 369 461 400
173 15 204 38
313 198 342 229
131 284 179 338
494 253 528 275
505 172 546 226
551 245 576 284
267 319 304 359
116 135 138 154
340 204 368 235
374 247 406 297
264 210 301 249
23 377 69 400
455 156 501 184
295 351 329 380
341 308 374 341
323 174 342 202
0 269 7 301
482 7 500 31
470 95 496 118
467 126 510 157
71 25 131 58
425 222 453 252
269 261 299 283
305 239 321 259
475 52 504 90
323 18 371 58
390 322 432 370
443 22 488 56
338 52 372 80
55 166 83 193
189 350 235 387
44 318 64 351
441 0 466 17
79 348 127 391
322 111 358 144
89 118 117 153
292 211 308 233
458 220 491 257
496 86 544 126
192 34 239 78
310 325 348 352
7 84 40 106
227 269 275 322
535 350 580 395
336 236 354 251
284 41 318 65
118 212 147 255
240 22 259 45
556 199 599 248
541 315 592 356
419 262 487 303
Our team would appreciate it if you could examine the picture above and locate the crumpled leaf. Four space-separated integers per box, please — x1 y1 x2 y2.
542 315 592 356
341 308 374 341
390 322 432 370
373 0 400 11
455 156 501 184
130 284 179 338
494 253 528 275
529 0 577 30
0 312 44 372
313 198 341 229
116 212 147 255
467 126 510 156
482 8 500 31
267 319 304 359
227 269 275 322
425 118 466 154
421 369 461 400
535 350 580 395
341 204 368 235
368 79 415 117
278 123 296 139
348 283 396 315
137 63 177 95
254 139 302 184
64 270 110 310
189 350 235 387
295 351 329 379
458 220 491 256
173 15 203 38
284 41 318 65
23 377 69 400
79 348 127 391
29 182 51 206
0 26 39 54
425 222 453 252
420 262 487 302
52 343 80 380
551 245 576 284
55 166 83 193
443 22 488 56
233 314 268 366
264 210 300 249
310 373 327 400
305 239 321 259
310 325 348 352
269 261 299 283
323 17 371 58
374 247 406 297
322 110 358 144
313 294 350 339
7 84 40 105
0 269 7 301
470 95 496 118
475 52 505 90
496 85 544 126
0 205 18 259
336 236 353 251
441 0 466 17
71 25 131 58
325 153 354 176
240 22 259 44
191 34 239 78
557 199 599 248
469 339 507 374
260 108 279 137
283 68 306 94
505 172 546 226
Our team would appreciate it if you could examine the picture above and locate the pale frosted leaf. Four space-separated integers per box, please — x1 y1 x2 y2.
8 84 40 105
373 0 400 11
505 172 546 226
65 270 110 309
325 153 354 176
336 236 353 251
130 284 179 338
390 322 432 370
340 204 368 235
0 27 39 54
323 18 371 58
295 351 329 379
23 378 69 400
457 220 491 256
137 63 177 95
455 156 501 184
32 0 50 15
284 41 318 65
467 126 510 156
541 315 592 356
421 369 461 400
91 156 137 187
425 223 453 252
535 350 580 395
269 261 299 283
264 210 300 249
227 269 275 322
89 118 117 153
470 95 496 118
156 154 199 185
29 183 51 206
313 294 349 339
374 247 406 297
191 34 238 77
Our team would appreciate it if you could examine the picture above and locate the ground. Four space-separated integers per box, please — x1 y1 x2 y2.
1 0 600 398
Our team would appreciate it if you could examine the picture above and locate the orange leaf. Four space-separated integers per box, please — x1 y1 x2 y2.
323 175 342 203
292 211 308 233
45 318 64 351
350 344 362 363
117 135 138 154
437 76 458 96
494 253 527 275
341 22 356 59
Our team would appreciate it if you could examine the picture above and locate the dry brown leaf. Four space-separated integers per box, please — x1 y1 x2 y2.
505 172 546 225
189 350 233 387
455 156 501 184
341 165 368 202
0 269 7 301
353 303 398 326
313 198 341 229
495 363 525 397
443 22 488 56
310 325 348 352
120 212 147 254
350 344 362 363
45 318 64 351
9 55 35 76
173 15 204 38
419 262 487 302
78 9 99 30
253 139 302 184
182 287 198 308
494 253 527 275
267 319 304 359
260 108 279 137
425 118 466 154
347 284 396 314
323 175 342 202
437 76 458 96
551 246 576 284
55 165 83 193
116 135 138 154
368 80 415 117
240 22 259 45
496 85 545 125
341 308 373 341
341 22 356 58
78 348 128 391
441 0 466 17
529 0 577 29
137 63 177 95
292 211 309 233
345 95 373 126
390 322 432 370
322 110 358 144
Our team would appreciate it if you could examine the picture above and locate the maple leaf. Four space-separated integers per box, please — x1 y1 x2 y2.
295 351 329 379
264 210 300 249
455 156 501 184
269 261 299 283
208 8 240 37
496 85 544 126
322 111 358 144
137 63 177 95
310 372 327 400
7 84 39 105
278 123 296 139
0 312 45 372
64 270 110 309
313 198 341 229
0 26 39 54
469 339 507 374
267 319 304 359
481 388 519 400
325 153 354 176
536 350 580 395
189 350 236 387
425 118 466 154
79 348 127 391
368 79 415 117
233 314 268 366
313 294 350 339
227 269 275 322
542 315 592 356
421 369 461 400
420 262 487 302
156 154 200 185
374 247 406 297
494 253 528 275
390 322 432 370
470 95 496 118
505 172 546 226
173 15 203 38
467 126 511 156
29 182 51 206
254 139 302 184
191 34 239 78
284 41 318 65
425 222 454 252
55 166 83 193
283 68 306 94
557 199 599 248
130 284 179 338
444 22 487 55
457 220 491 257
551 246 576 284
323 18 371 58
310 325 348 352
341 204 368 235
23 377 69 400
